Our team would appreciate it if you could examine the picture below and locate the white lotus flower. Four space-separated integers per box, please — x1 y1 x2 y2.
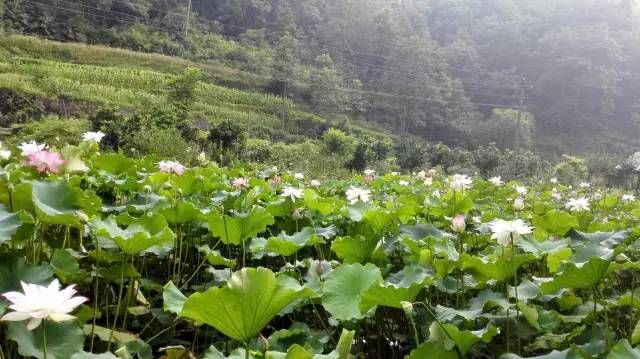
346 187 371 204
158 160 185 175
294 172 305 180
0 149 10 160
18 141 46 156
398 180 409 187
310 179 321 187
551 189 562 201
82 131 105 143
1 279 88 330
364 169 376 176
424 177 433 186
390 172 400 176
489 176 504 186
450 174 472 191
451 215 466 233
514 186 528 195
281 186 304 201
197 152 208 165
490 219 533 247
622 194 636 202
550 178 558 184
579 182 591 189
565 197 590 212
513 197 525 211
416 170 427 180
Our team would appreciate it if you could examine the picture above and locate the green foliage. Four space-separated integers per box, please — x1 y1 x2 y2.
552 155 589 185
0 87 43 127
9 116 89 148
322 128 356 156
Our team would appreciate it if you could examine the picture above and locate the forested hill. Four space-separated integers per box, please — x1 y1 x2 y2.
2 0 640 157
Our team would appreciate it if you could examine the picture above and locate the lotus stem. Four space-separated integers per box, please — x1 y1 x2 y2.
42 320 47 359
107 258 127 350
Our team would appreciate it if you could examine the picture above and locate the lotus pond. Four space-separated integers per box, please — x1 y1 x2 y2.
0 140 639 358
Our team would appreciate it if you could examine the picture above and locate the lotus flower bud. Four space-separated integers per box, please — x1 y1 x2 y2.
513 197 525 211
451 214 466 233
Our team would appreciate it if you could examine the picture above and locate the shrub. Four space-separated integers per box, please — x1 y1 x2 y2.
0 88 44 127
128 127 194 163
208 119 246 153
552 155 588 185
322 128 356 156
9 116 89 147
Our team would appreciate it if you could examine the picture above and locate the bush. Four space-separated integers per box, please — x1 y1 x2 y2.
208 119 246 153
128 127 195 163
0 88 44 127
243 138 273 163
8 116 89 148
552 155 588 185
322 128 356 156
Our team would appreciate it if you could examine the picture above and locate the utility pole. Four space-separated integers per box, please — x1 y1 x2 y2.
184 0 192 38
513 77 527 178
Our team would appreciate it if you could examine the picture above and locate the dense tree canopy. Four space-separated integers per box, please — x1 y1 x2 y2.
2 0 640 158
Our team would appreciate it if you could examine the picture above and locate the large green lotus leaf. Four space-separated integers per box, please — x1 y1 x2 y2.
517 236 571 256
181 267 314 342
500 348 588 358
321 263 382 321
159 201 202 224
330 235 378 264
0 256 54 294
400 223 446 240
104 194 168 213
265 227 325 256
31 181 83 227
428 322 499 357
92 153 137 175
435 305 483 321
540 257 610 294
163 281 187 315
50 248 87 283
567 230 627 265
71 352 118 359
267 328 354 359
532 210 578 237
7 321 84 359
303 189 332 216
91 214 175 255
360 265 432 312
267 323 326 353
608 340 640 359
363 209 395 233
461 253 535 282
208 206 275 245
197 245 237 267
408 341 458 359
0 204 21 244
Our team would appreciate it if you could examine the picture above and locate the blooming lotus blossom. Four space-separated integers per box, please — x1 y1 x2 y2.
450 174 472 191
579 182 591 189
27 151 64 174
415 170 427 180
82 131 105 143
1 279 88 330
565 197 590 212
294 172 305 180
489 176 504 186
551 189 562 201
19 141 46 156
158 160 185 175
398 180 409 187
232 177 248 189
451 215 466 233
271 175 282 185
424 177 433 186
490 219 533 247
0 149 10 160
197 152 208 165
281 186 304 201
622 194 636 202
514 186 528 195
390 172 400 176
363 175 374 184
513 197 525 211
550 178 558 184
364 169 376 176
310 179 321 187
592 192 602 201
346 187 371 204
427 168 438 177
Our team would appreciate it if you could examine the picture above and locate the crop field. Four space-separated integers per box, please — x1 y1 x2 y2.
0 138 638 358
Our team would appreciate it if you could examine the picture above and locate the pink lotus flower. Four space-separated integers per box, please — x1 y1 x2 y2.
232 177 248 189
271 175 282 185
27 151 64 174
158 160 185 176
